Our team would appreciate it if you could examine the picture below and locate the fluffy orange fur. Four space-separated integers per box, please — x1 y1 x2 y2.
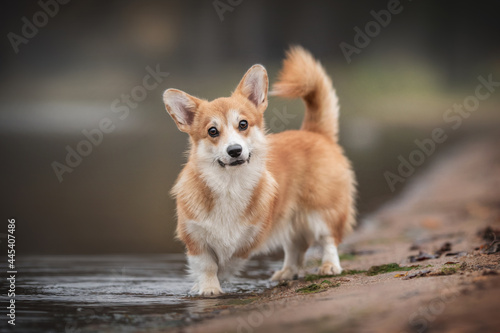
163 46 356 296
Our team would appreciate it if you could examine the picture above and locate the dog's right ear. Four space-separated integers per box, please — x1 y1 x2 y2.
163 89 202 133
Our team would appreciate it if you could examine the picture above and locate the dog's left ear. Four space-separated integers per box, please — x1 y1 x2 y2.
234 65 268 112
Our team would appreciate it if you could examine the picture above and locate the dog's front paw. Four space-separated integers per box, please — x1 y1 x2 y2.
271 267 297 281
318 262 342 276
190 283 199 293
199 285 223 297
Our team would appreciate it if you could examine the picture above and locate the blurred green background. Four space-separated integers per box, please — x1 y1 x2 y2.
1 0 499 254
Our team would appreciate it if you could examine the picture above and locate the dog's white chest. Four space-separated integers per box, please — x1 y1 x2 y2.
185 174 261 264
186 202 257 263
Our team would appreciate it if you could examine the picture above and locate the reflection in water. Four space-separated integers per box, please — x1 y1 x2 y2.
5 254 282 332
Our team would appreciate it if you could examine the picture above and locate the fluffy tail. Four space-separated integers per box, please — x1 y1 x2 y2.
271 46 340 140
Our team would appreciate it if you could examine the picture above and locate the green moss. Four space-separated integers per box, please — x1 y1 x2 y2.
304 274 334 282
296 281 340 294
341 269 367 276
366 263 419 276
440 267 457 275
304 269 366 282
296 283 322 293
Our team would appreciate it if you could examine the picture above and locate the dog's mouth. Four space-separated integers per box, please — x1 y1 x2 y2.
218 153 252 168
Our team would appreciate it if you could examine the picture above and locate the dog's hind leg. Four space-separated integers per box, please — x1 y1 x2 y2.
307 209 345 276
318 235 342 275
271 234 308 281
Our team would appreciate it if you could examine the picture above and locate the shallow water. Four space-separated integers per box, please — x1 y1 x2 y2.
1 254 283 332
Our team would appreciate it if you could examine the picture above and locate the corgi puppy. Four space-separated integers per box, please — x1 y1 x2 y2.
163 46 356 296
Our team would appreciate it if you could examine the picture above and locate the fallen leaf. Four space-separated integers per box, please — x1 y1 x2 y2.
394 272 408 278
435 242 452 256
482 240 500 254
408 252 439 263
445 252 467 257
403 269 432 280
478 226 500 241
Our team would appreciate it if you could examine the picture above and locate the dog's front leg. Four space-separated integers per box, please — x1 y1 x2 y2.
188 252 222 296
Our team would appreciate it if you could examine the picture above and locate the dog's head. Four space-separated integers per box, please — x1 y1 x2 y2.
163 65 268 169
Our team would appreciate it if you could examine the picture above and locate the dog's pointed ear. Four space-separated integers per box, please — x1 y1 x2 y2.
234 65 268 112
163 89 202 132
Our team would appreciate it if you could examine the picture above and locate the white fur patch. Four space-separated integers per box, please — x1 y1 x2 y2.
306 210 331 241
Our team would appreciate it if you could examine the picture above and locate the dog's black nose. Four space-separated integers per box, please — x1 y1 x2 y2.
227 144 242 158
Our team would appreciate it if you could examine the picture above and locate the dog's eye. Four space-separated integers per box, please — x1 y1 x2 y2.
238 120 248 131
208 127 219 137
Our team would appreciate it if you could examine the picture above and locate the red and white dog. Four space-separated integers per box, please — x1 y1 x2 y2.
163 46 356 296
